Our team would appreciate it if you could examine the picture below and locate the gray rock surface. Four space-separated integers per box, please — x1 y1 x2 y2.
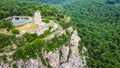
59 30 86 68
0 28 87 68
60 46 69 63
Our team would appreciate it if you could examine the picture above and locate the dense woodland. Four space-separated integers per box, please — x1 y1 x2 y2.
63 0 120 68
106 0 120 4
0 0 63 19
0 0 120 68
20 0 72 4
0 0 66 29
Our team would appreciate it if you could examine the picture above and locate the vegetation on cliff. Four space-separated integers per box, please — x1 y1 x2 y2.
28 0 120 67
0 0 120 68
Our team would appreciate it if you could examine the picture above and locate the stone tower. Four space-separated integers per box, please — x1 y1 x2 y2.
34 11 42 25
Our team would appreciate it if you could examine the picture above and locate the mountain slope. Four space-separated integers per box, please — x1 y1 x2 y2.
25 0 120 67
0 0 120 68
19 0 74 4
0 0 87 68
63 0 120 68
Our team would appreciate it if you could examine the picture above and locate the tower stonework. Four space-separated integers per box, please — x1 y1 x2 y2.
34 11 42 25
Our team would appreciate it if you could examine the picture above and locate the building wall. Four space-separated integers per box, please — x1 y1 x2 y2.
34 11 42 25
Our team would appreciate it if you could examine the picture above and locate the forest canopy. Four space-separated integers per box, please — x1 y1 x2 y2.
0 0 120 68
62 0 120 68
19 0 72 4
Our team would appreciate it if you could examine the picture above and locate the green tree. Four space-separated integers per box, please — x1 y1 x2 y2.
12 29 20 34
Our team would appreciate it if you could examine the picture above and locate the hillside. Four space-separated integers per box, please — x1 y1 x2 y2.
0 0 120 68
62 0 120 67
19 0 74 4
20 0 120 68
63 0 120 67
0 0 87 68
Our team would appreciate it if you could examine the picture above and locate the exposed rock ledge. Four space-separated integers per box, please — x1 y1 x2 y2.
0 29 87 68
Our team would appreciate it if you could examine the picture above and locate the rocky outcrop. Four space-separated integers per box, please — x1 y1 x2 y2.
60 45 69 63
0 28 87 68
60 30 86 68
47 51 60 68
25 58 46 68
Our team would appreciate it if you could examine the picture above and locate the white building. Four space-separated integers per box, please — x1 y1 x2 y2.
34 11 42 25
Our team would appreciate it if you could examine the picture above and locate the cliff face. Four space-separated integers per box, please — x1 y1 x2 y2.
0 27 87 68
